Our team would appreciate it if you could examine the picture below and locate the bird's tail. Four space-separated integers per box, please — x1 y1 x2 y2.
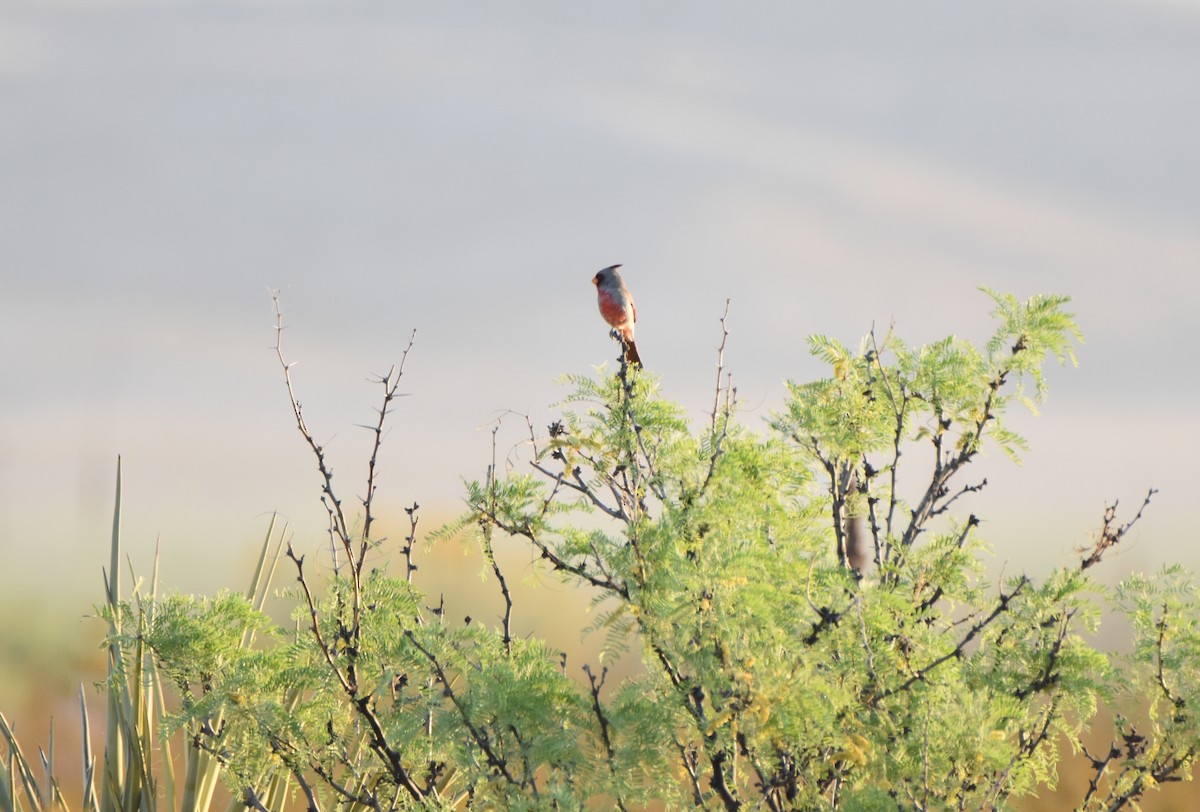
624 338 642 367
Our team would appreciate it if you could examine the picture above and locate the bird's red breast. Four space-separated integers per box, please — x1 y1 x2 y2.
598 289 635 340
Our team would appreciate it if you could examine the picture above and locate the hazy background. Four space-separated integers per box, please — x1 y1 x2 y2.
2 1 1199 804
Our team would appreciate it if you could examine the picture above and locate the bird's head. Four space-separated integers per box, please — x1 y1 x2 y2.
592 264 622 287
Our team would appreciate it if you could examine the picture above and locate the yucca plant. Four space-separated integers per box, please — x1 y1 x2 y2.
0 458 286 812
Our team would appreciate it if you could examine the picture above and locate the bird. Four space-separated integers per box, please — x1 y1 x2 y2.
844 469 871 575
592 264 642 366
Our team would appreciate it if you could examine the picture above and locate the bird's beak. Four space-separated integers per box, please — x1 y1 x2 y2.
591 274 600 285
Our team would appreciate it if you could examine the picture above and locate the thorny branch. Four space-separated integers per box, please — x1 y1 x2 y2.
899 358 1009 555
285 544 353 694
289 764 325 812
273 292 426 805
404 630 521 788
402 502 421 584
878 335 1031 574
274 293 417 676
876 576 1030 702
1079 740 1122 809
547 463 626 519
284 543 427 803
1079 489 1157 571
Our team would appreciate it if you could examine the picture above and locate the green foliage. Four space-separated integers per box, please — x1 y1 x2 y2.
3 291 1193 812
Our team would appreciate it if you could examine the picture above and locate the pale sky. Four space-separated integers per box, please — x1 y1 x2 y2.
2 1 1199 621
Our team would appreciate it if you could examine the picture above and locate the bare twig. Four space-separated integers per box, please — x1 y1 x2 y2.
702 301 736 494
710 299 733 432
361 328 417 548
485 426 515 655
929 478 988 518
273 291 354 569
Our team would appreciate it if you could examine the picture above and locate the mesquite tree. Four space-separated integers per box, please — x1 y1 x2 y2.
101 290 1198 811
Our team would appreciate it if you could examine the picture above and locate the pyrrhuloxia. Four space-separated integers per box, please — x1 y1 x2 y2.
845 469 871 575
592 264 642 366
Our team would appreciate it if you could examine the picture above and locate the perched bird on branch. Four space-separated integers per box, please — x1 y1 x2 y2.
592 264 642 366
845 469 871 575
